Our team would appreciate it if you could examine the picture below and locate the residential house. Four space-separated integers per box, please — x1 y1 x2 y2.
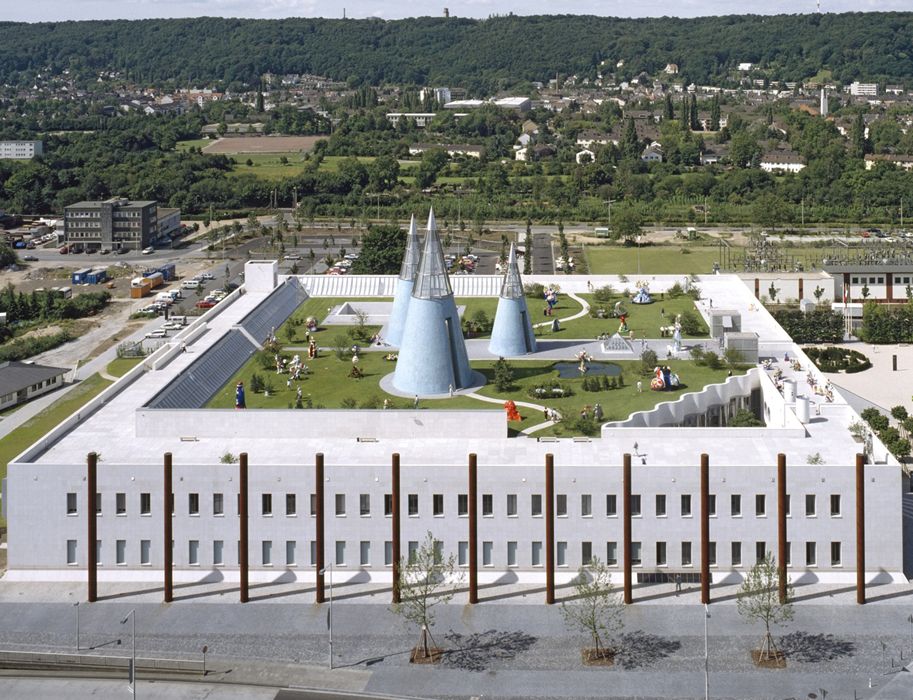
759 151 806 173
0 361 68 411
864 154 913 171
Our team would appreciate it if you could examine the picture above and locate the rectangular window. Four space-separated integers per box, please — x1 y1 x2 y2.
433 494 444 516
408 494 418 516
831 541 841 567
606 541 618 566
311 494 318 516
96 540 102 565
582 541 593 566
556 494 567 517
581 494 593 517
531 494 543 517
335 540 346 566
335 494 345 516
508 541 518 567
656 541 667 566
732 541 742 567
287 541 297 566
67 492 78 515
531 541 543 567
482 494 493 516
708 542 717 566
805 494 816 517
95 493 102 515
458 541 468 567
213 493 224 516
483 541 493 566
66 539 77 565
786 541 792 567
631 541 642 566
786 494 791 517
262 494 273 516
261 540 272 566
384 494 393 516
286 494 297 516
116 539 126 565
189 540 199 566
408 541 418 563
830 494 841 517
189 493 199 515
360 541 370 567
557 541 567 567
116 493 126 515
606 494 617 517
140 540 151 566
755 494 766 517
681 494 692 517
682 541 692 567
213 540 224 566
731 494 741 517
708 494 716 517
806 541 817 567
310 541 317 566
140 493 151 515
656 494 667 517
756 541 766 562
457 494 468 516
630 494 642 516
507 494 518 517
384 541 393 566
360 494 370 516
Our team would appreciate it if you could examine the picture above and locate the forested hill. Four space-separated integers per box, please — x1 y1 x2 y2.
2 13 913 91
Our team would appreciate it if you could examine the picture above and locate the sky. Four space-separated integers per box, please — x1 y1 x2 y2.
4 0 912 23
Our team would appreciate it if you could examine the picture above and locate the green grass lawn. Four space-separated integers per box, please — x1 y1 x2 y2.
105 356 144 377
566 293 708 339
0 373 112 524
175 138 211 151
457 295 576 339
275 296 392 345
229 153 312 180
585 245 722 275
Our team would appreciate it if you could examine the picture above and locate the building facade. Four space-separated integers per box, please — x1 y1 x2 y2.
64 198 158 252
0 140 43 160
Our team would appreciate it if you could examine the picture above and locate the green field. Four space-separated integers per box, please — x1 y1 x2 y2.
585 245 722 275
175 138 212 151
105 356 144 377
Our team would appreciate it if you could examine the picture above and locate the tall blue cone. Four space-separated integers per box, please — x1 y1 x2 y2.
393 208 473 395
489 243 537 356
385 215 420 347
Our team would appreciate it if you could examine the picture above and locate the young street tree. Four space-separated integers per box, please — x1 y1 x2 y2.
560 558 625 662
736 551 794 663
392 531 463 661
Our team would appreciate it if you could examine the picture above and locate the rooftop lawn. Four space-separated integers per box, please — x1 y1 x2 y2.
585 245 722 275
105 356 144 378
570 292 708 339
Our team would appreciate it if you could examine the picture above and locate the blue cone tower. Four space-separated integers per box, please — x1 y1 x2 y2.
393 209 473 395
489 243 537 356
385 214 420 347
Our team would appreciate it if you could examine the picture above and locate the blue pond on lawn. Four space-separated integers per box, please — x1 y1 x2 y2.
554 362 623 379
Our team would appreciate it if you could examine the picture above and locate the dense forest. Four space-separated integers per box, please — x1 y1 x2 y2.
1 13 913 90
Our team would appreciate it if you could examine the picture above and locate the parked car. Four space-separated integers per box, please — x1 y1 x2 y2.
22 254 38 261
145 329 167 338
142 246 155 255
196 300 216 309
201 272 215 280
283 253 301 260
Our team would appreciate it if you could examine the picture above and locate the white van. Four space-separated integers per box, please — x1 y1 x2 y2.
181 279 202 290
169 315 187 326
155 292 174 304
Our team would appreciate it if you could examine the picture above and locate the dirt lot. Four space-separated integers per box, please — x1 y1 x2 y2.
201 135 321 154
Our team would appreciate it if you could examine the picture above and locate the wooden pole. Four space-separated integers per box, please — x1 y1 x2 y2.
391 453 401 604
163 452 173 603
700 453 710 605
239 453 249 603
856 453 866 605
623 453 632 605
87 452 97 603
468 453 478 604
777 454 787 604
315 453 325 604
545 453 555 605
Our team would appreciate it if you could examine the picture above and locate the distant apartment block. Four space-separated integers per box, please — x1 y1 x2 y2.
385 113 436 128
0 140 43 160
849 82 878 97
64 198 158 252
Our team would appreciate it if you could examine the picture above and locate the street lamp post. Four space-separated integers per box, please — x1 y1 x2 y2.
319 564 334 669
121 609 136 696
704 603 710 700
74 602 80 652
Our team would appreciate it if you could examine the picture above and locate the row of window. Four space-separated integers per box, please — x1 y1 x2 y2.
66 538 843 569
67 491 844 519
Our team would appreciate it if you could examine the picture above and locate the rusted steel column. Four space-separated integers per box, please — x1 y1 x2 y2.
545 453 555 605
856 453 866 605
623 453 633 605
468 453 478 604
391 453 401 604
164 452 173 603
87 452 98 603
777 453 787 604
239 453 249 603
700 453 710 605
315 452 325 604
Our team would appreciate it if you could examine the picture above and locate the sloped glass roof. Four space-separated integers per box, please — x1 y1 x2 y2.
411 208 453 300
398 214 422 282
500 242 524 299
